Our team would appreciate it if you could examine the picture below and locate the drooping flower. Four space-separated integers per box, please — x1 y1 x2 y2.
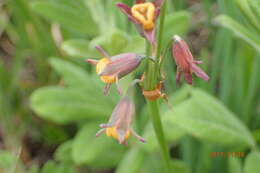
172 35 209 85
117 0 164 44
87 46 144 95
96 79 145 145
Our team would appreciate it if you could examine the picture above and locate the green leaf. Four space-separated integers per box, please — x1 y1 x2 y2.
163 11 191 46
54 140 73 163
115 147 145 173
30 58 117 123
31 0 98 36
72 123 126 168
244 152 260 173
41 161 76 173
30 87 113 123
61 40 98 58
235 0 260 31
0 151 16 169
163 88 255 147
215 15 260 53
228 158 242 173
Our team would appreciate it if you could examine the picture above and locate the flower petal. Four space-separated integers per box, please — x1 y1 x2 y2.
143 29 156 44
153 0 164 8
135 0 146 4
116 3 139 25
99 53 143 77
190 63 210 81
95 46 110 58
184 72 193 84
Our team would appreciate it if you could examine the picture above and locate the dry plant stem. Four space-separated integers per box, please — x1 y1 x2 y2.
143 1 171 172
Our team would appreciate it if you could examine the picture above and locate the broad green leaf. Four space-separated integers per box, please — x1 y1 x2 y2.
244 152 260 173
30 58 119 123
41 161 76 173
30 87 113 123
228 158 242 173
54 140 73 163
163 88 255 147
72 123 126 168
49 58 118 103
215 15 260 53
62 39 98 58
90 30 130 55
115 147 145 173
163 11 191 47
31 0 98 36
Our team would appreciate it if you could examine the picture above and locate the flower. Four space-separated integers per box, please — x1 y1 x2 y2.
87 46 144 95
172 35 209 85
96 80 146 145
116 0 164 44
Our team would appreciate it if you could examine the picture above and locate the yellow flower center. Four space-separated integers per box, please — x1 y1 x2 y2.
106 127 131 141
131 2 155 30
96 58 116 84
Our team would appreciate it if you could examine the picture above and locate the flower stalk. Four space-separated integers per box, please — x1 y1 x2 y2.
143 1 172 172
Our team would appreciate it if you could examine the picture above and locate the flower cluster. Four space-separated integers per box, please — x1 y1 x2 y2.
86 0 209 145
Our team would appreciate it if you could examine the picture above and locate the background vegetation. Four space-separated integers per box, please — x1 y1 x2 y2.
0 0 259 173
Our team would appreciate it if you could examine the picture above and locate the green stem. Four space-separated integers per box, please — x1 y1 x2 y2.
143 1 171 172
147 101 171 173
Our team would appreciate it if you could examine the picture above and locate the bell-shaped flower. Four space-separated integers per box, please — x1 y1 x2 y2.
116 0 164 44
96 79 146 145
87 46 144 95
172 35 209 85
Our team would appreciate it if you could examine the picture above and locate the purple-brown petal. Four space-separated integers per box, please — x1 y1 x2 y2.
99 53 144 78
95 46 110 57
135 0 146 4
184 72 193 85
190 63 210 81
143 29 156 45
153 0 164 8
116 3 139 25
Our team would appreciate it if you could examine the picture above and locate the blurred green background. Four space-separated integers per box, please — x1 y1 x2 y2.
0 0 259 173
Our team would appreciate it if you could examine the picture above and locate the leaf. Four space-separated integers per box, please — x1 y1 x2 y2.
115 147 145 173
62 40 98 58
228 157 242 173
0 151 16 169
163 88 256 147
31 0 98 36
54 140 73 163
235 0 260 31
215 15 260 53
244 151 260 173
41 161 76 173
162 11 191 47
30 58 117 123
72 123 126 168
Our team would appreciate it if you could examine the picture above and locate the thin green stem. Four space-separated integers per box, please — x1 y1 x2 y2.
143 1 171 172
147 101 171 173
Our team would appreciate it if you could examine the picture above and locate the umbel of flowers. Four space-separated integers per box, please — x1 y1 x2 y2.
87 0 209 145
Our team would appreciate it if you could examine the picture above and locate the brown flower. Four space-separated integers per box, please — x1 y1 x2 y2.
172 35 209 85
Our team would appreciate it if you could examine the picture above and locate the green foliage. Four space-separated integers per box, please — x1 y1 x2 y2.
31 0 98 36
30 58 117 123
72 123 126 168
164 88 255 147
244 152 260 173
215 15 260 53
